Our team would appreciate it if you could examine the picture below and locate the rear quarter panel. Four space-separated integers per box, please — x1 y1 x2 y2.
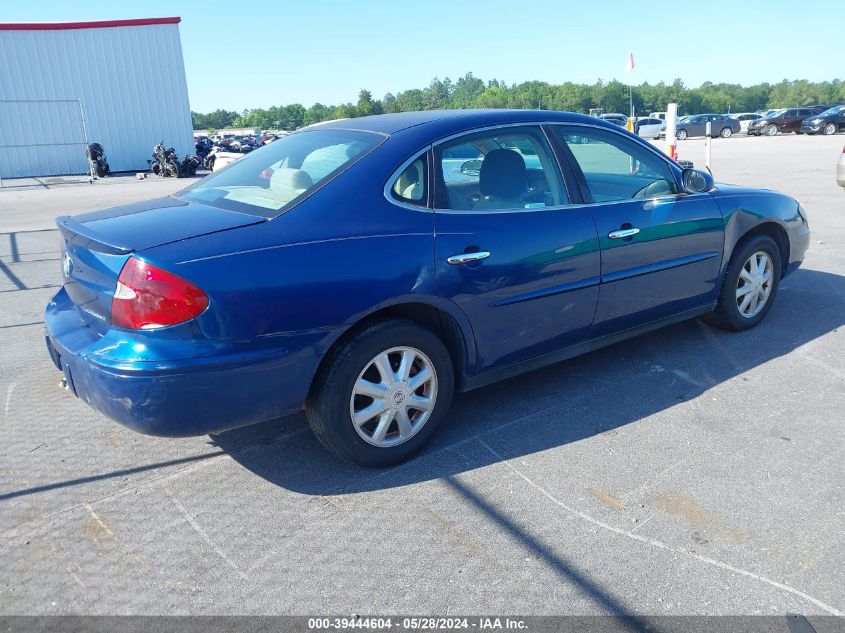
144 154 435 342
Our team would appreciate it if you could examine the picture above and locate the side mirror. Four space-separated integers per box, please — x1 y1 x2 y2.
681 168 714 193
460 158 483 177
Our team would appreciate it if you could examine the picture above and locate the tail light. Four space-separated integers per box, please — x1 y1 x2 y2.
111 257 208 330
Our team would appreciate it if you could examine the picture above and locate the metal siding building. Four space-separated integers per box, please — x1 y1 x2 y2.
0 17 193 178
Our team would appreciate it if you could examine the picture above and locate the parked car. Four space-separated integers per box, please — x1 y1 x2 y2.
748 107 826 136
600 113 628 127
800 105 845 136
675 114 741 139
837 146 845 188
206 147 244 171
45 110 811 467
634 117 665 139
649 111 668 121
728 112 764 133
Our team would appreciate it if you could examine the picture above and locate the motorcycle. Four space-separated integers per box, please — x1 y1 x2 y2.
150 142 181 178
86 143 110 178
194 138 211 162
178 154 202 177
202 147 218 171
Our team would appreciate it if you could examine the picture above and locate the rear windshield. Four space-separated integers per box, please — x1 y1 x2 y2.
178 129 384 218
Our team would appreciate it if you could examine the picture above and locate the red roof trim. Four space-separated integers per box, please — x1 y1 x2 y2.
0 17 181 31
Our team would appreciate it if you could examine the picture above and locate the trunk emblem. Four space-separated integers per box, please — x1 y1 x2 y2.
62 253 74 278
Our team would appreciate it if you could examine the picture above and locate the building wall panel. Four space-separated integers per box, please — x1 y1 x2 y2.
0 19 193 177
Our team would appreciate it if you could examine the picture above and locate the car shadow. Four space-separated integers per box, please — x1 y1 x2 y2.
211 268 845 496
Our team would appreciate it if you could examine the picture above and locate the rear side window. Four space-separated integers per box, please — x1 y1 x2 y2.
553 125 677 203
179 129 384 218
435 126 567 211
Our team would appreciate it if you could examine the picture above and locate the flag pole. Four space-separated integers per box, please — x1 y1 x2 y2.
625 51 635 122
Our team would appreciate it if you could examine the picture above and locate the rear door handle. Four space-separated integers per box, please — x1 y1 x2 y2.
447 251 491 265
608 228 640 239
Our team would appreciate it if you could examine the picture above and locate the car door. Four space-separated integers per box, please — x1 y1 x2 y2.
549 123 725 337
683 116 701 137
432 124 601 372
781 109 800 132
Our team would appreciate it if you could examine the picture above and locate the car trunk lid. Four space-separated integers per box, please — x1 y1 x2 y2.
57 197 265 335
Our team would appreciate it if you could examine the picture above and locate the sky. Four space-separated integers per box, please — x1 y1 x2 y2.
3 0 842 113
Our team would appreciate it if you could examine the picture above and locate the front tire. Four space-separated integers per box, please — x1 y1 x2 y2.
306 320 455 467
704 235 782 332
765 124 778 136
676 129 688 140
823 123 836 135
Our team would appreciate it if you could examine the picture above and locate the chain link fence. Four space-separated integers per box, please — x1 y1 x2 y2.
0 99 94 188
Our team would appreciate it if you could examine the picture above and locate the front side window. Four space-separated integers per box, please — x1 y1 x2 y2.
435 127 567 211
180 129 383 217
552 125 678 202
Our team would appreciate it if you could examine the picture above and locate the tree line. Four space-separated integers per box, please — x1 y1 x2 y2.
191 74 845 132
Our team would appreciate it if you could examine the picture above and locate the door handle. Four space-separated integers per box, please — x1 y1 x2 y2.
447 251 491 265
608 228 640 239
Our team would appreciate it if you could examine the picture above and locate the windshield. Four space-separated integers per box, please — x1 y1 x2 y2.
179 129 384 218
818 105 845 117
765 109 786 119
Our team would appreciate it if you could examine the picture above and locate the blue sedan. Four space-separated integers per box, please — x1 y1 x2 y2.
45 110 811 466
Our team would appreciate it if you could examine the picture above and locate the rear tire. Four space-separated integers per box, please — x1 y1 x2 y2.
720 127 732 138
703 234 782 332
306 320 455 467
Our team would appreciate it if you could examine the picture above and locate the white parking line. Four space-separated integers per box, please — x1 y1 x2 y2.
478 438 843 616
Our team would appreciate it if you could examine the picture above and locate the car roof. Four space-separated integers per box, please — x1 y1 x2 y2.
303 109 613 136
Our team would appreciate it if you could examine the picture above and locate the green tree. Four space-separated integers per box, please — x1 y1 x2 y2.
305 103 331 125
451 73 486 109
356 89 379 117
382 92 400 113
334 103 355 119
189 74 842 131
394 89 426 112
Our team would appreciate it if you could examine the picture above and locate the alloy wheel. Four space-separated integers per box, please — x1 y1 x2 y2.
736 251 774 319
720 127 732 138
824 123 836 135
350 346 438 447
765 124 778 136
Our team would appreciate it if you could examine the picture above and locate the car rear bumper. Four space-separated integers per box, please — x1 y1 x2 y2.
44 287 318 437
